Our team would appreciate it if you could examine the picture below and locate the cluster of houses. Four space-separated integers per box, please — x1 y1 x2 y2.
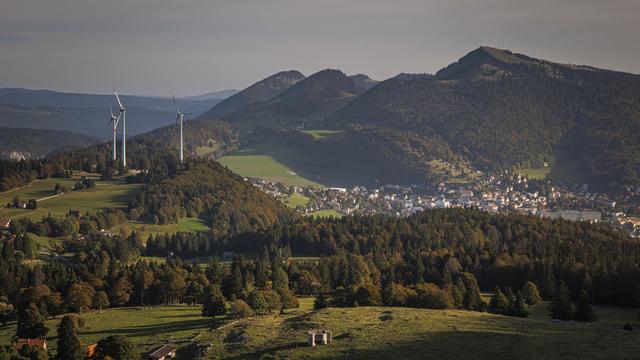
615 215 640 237
247 170 640 232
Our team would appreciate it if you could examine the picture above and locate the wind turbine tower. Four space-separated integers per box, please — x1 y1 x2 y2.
114 90 127 168
173 95 191 163
109 107 121 161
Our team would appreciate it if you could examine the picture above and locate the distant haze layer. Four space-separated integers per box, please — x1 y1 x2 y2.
1 0 639 95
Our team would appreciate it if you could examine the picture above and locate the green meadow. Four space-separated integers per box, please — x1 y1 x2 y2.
0 178 142 221
518 167 552 180
283 192 310 208
309 209 343 219
0 305 214 359
113 217 211 240
218 147 324 188
301 129 345 140
1 298 638 359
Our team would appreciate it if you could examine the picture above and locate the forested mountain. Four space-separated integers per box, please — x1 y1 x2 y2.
0 88 224 138
197 47 640 190
332 47 640 189
129 161 295 240
349 74 379 92
198 70 305 120
205 69 370 135
0 127 100 160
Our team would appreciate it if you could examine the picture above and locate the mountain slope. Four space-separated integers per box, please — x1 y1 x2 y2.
0 127 101 160
198 70 305 120
211 69 366 131
331 46 640 189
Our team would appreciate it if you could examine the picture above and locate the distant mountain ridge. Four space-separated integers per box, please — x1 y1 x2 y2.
0 88 223 139
181 89 238 101
0 126 101 160
198 70 305 120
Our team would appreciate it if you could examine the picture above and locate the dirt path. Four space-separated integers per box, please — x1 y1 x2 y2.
37 192 64 202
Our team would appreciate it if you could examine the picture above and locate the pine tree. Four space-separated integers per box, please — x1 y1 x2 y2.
488 287 509 314
522 281 542 306
246 291 268 315
382 281 395 306
512 292 529 318
549 281 574 320
56 315 84 360
313 293 327 310
575 290 597 322
202 286 227 318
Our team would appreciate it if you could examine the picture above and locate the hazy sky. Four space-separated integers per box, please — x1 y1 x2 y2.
1 0 639 96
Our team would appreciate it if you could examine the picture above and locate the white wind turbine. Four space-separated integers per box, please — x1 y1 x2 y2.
114 90 127 169
108 107 121 161
173 95 192 163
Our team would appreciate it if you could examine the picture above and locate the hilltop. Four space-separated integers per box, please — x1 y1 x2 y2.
198 70 305 120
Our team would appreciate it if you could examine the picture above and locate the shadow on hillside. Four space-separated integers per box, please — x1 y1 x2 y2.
81 318 212 338
223 326 640 360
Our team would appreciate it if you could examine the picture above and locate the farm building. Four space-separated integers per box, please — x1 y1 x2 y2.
148 344 177 360
14 339 48 351
307 330 332 347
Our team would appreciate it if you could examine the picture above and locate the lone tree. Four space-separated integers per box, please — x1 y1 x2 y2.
522 281 542 306
246 291 268 315
92 291 109 313
488 287 509 314
95 335 138 360
202 286 226 318
313 293 328 310
56 315 84 360
575 290 597 322
16 303 49 339
549 281 574 320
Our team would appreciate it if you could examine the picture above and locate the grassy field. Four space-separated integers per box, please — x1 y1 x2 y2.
195 144 221 157
309 210 343 219
218 147 324 188
0 178 141 221
1 300 638 359
205 301 640 359
301 129 345 140
428 159 479 184
0 305 216 358
283 192 310 208
112 217 211 240
518 167 552 180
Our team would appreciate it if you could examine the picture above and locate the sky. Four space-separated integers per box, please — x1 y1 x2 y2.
1 0 639 96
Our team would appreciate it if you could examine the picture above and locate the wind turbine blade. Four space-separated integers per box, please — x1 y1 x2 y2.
114 89 124 109
172 95 181 114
